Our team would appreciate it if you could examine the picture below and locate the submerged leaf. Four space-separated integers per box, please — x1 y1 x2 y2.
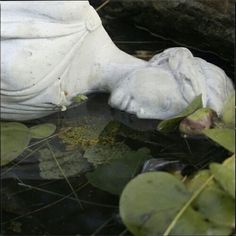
203 128 235 153
86 148 151 195
210 155 235 199
30 123 56 139
157 95 203 132
1 122 31 166
39 148 90 179
84 143 131 166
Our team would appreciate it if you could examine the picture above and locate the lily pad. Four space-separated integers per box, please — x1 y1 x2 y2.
203 128 235 153
210 155 235 199
1 122 31 166
187 170 235 227
157 95 203 133
30 123 56 139
86 148 151 195
119 172 232 236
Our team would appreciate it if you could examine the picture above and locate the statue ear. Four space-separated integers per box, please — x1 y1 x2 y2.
167 48 208 106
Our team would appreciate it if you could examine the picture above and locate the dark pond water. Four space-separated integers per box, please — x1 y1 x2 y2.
1 93 229 235
1 2 234 236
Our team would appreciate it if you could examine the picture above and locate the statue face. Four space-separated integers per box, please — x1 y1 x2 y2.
109 67 188 120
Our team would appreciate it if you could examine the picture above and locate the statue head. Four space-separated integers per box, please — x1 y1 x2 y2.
108 48 234 120
109 67 188 119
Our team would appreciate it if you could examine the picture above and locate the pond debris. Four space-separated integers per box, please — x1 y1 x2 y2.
58 117 111 149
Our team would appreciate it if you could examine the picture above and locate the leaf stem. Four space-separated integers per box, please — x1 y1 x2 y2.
47 142 84 209
163 175 214 236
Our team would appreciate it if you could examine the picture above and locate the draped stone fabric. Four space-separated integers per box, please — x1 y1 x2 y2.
148 47 234 115
1 1 101 120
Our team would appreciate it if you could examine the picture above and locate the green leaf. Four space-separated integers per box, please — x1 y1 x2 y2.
157 95 203 133
210 155 235 199
119 172 233 236
1 122 31 166
221 92 235 127
187 170 235 227
30 123 56 139
203 128 235 153
86 148 151 195
120 172 190 236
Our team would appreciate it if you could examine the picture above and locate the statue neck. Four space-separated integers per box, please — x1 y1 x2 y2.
76 27 147 94
93 49 148 92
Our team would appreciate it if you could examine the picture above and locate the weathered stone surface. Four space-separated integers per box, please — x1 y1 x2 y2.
97 0 234 65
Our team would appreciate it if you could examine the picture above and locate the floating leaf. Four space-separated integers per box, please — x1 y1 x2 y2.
203 128 235 153
210 155 235 199
221 92 235 127
120 172 233 236
187 170 235 227
86 148 151 195
1 122 31 166
157 95 203 132
30 123 56 139
120 172 189 235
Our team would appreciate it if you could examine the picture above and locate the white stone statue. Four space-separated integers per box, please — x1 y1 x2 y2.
1 1 234 121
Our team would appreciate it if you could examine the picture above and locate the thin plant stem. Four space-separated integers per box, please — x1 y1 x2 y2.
119 229 128 236
91 216 113 236
96 0 110 11
10 180 59 197
1 143 45 177
1 189 75 225
163 175 214 236
17 182 118 209
46 142 83 209
183 137 193 155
